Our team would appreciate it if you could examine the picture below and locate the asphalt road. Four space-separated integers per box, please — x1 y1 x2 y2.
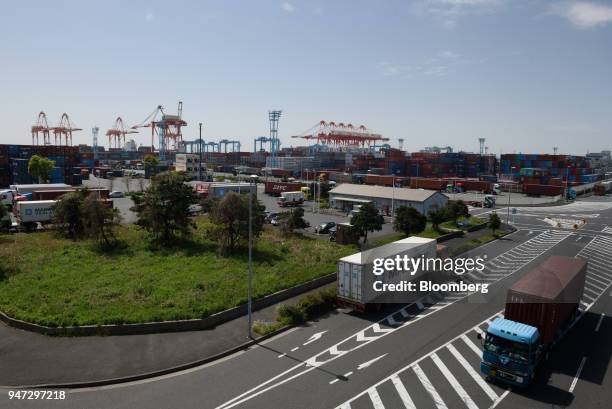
2 197 611 409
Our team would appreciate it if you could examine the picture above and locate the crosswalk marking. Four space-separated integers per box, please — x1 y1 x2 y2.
431 353 479 409
367 388 385 409
391 375 417 409
461 334 483 358
447 344 498 401
413 364 449 409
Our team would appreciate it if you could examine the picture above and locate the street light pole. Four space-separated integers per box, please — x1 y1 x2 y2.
199 122 203 181
247 181 253 339
506 166 515 224
391 174 395 218
565 166 570 203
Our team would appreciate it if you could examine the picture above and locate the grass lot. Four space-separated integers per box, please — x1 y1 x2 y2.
0 219 356 327
369 223 447 248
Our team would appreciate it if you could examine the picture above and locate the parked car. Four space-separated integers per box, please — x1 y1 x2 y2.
265 212 280 223
109 191 124 198
315 221 336 234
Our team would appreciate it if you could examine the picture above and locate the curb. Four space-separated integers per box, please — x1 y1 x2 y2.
1 324 294 389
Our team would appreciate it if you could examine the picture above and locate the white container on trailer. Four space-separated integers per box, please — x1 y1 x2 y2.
10 184 72 195
15 200 56 223
337 237 437 311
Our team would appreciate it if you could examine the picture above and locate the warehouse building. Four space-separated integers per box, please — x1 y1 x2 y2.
329 183 448 216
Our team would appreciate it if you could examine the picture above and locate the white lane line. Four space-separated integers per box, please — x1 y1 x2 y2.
219 231 567 409
391 375 417 409
431 353 479 409
329 378 339 385
595 313 605 332
290 347 299 352
461 334 483 358
489 389 511 409
277 353 287 358
413 364 448 409
337 403 351 409
580 300 590 309
367 388 385 409
447 344 498 401
344 371 353 378
569 357 587 393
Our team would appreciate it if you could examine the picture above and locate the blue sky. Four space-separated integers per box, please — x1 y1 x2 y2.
1 0 611 155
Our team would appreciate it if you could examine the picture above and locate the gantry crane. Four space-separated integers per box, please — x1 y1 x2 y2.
31 112 51 145
132 101 186 161
106 117 138 149
50 113 82 146
219 139 241 153
292 120 388 148
253 136 280 153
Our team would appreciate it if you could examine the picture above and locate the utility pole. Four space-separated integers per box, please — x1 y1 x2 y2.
247 181 253 338
199 122 203 181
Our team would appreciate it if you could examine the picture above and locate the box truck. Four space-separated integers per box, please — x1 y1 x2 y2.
14 200 56 230
479 256 587 387
277 191 304 207
337 237 437 312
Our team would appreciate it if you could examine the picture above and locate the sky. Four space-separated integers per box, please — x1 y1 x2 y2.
1 0 611 155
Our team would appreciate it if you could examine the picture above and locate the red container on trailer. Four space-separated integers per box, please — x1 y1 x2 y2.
505 256 587 345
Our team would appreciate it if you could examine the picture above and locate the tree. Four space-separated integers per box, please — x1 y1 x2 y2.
428 204 447 232
143 154 159 168
488 212 501 235
82 193 121 249
393 205 427 237
350 202 384 243
131 172 198 244
209 192 265 253
278 207 309 235
52 190 89 239
28 155 55 183
446 200 469 223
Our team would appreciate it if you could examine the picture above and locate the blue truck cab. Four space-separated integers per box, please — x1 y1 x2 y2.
479 318 541 387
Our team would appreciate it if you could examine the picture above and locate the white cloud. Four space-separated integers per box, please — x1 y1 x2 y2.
281 2 295 13
417 0 503 27
145 12 154 22
379 62 405 76
379 50 469 78
550 1 612 29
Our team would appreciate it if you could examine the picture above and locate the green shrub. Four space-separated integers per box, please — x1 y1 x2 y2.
296 293 325 319
252 320 283 335
276 304 305 325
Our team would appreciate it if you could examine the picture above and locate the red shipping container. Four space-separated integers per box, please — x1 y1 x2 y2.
409 178 445 190
522 184 564 196
264 181 302 196
505 256 586 345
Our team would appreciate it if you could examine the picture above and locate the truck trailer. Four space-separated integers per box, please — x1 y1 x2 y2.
13 200 56 230
277 191 304 207
337 237 437 312
479 256 587 387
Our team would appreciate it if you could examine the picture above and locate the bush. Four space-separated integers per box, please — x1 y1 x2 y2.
252 320 283 336
296 293 325 319
276 304 305 325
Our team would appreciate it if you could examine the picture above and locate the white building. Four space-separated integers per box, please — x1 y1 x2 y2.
175 153 207 180
329 183 448 216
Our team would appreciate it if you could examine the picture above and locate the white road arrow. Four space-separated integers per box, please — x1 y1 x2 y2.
357 353 388 370
303 330 327 346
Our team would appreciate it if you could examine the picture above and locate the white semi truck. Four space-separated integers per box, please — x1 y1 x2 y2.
337 237 437 312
